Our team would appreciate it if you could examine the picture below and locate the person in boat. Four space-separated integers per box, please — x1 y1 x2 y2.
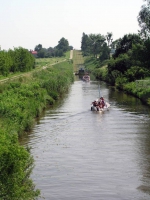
98 99 103 109
92 99 98 107
99 96 105 108
91 99 99 110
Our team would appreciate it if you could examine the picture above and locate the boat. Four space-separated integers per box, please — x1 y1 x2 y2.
91 99 110 112
83 74 90 82
90 83 110 112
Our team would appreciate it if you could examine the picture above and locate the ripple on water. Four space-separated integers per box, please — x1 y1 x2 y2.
23 81 150 200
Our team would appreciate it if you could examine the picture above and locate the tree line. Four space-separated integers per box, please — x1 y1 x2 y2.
108 0 150 86
81 32 113 62
34 37 73 58
82 0 150 88
0 47 35 76
0 37 73 76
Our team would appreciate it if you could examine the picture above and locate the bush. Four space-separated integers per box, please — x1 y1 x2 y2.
0 131 40 200
0 60 74 199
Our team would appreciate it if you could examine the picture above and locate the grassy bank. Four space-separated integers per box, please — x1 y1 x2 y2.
117 79 150 105
0 60 74 199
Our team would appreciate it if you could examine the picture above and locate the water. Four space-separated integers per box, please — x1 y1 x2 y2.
20 78 150 200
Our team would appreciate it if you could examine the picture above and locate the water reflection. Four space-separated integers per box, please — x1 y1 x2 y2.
109 86 150 115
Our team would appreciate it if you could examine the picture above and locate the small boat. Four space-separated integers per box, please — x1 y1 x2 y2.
83 75 90 82
91 100 110 112
91 83 110 112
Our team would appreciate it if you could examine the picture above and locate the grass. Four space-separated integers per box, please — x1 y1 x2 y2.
73 50 85 72
135 79 150 89
35 57 66 68
0 51 72 82
35 51 71 68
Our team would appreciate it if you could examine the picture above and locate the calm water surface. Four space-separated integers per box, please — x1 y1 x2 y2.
21 78 150 200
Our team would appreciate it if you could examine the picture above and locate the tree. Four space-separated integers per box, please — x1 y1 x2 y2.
56 37 69 53
125 66 149 81
11 47 35 72
81 32 92 56
106 32 113 47
0 51 12 76
37 48 46 58
99 43 110 62
138 0 150 38
132 39 150 69
88 34 106 58
113 34 142 59
34 44 42 52
69 46 73 50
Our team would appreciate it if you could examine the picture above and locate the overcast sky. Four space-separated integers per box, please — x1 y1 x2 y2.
0 0 144 50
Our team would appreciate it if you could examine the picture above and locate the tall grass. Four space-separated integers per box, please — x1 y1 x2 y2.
0 60 74 199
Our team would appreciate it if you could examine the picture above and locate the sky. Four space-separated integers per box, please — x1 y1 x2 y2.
0 0 145 51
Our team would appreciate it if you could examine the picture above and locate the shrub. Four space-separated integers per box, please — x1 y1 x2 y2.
0 131 40 200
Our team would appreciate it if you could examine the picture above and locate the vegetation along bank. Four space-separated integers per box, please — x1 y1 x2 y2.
80 1 150 106
82 33 150 106
0 58 74 199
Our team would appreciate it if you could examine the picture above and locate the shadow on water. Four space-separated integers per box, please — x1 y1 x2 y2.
108 86 150 115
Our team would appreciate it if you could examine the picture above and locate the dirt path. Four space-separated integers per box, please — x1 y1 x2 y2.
0 59 67 84
70 50 73 59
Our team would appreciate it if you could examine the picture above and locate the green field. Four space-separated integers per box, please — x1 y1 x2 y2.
35 51 70 68
73 50 85 72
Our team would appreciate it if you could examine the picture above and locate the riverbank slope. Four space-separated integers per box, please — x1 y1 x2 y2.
0 59 74 199
84 56 150 106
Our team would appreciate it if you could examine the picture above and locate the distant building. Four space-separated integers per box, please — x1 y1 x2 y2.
29 50 37 57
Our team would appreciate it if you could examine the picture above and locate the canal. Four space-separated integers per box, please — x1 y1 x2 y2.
21 77 150 200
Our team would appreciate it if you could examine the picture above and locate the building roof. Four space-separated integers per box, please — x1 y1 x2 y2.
30 50 37 55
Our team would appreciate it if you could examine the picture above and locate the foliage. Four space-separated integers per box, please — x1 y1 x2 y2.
0 60 74 199
56 37 70 53
80 1 150 107
84 57 98 72
0 51 12 76
81 33 92 56
93 66 108 81
0 131 40 200
0 48 35 76
99 43 110 62
108 53 131 74
138 0 150 38
132 39 150 69
125 66 149 81
112 34 142 59
115 75 128 89
34 37 72 58
106 32 113 47
123 81 150 104
12 47 35 72
81 32 108 58
107 33 150 85
34 44 42 52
